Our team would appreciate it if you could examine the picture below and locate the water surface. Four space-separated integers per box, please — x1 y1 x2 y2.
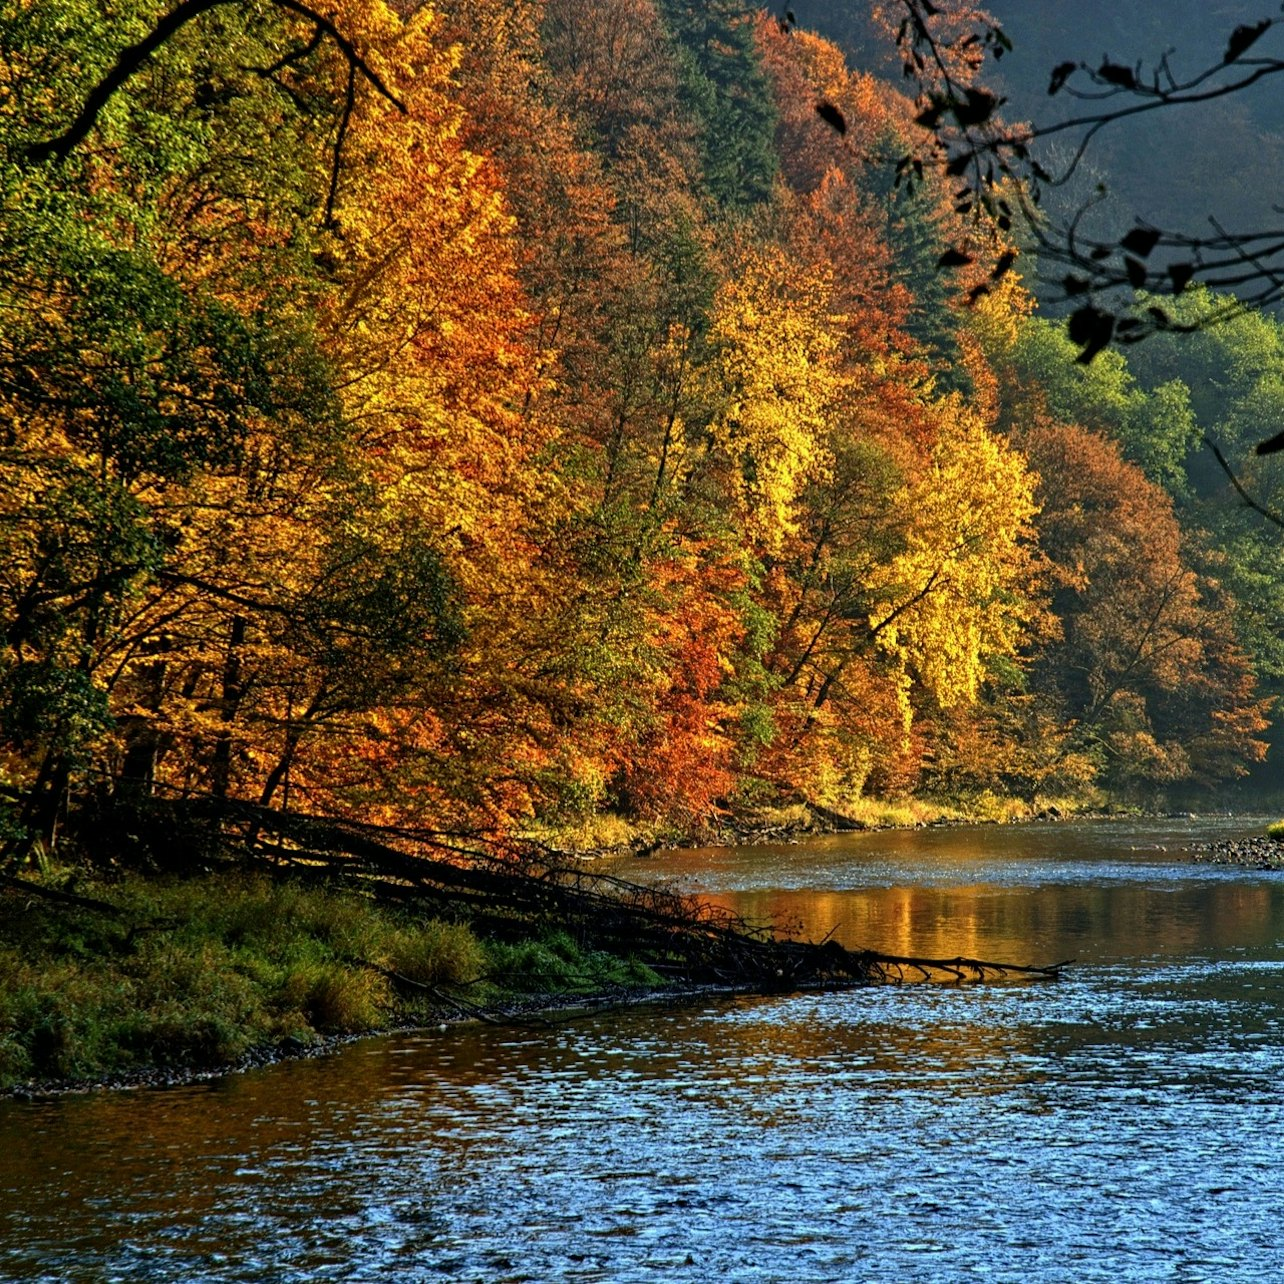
4 817 1283 1282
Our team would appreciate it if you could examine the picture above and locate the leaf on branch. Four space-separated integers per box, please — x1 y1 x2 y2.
1148 305 1171 329
1119 226 1161 258
914 96 947 130
1048 61 1077 95
1168 262 1195 293
1063 273 1092 295
1256 429 1284 456
1096 61 1138 89
951 88 1002 127
1225 20 1272 64
815 100 847 134
937 247 973 268
1068 305 1115 362
991 249 1017 281
1124 256 1147 289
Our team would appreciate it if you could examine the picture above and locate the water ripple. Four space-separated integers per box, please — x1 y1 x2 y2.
5 823 1284 1281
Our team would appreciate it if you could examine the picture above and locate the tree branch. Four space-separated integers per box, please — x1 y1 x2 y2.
881 2 1284 357
24 0 406 176
1203 434 1284 531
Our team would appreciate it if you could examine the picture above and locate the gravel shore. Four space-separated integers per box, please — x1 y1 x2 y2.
1190 836 1284 869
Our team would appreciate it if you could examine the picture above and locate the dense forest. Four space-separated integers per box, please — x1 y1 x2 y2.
2 0 1281 861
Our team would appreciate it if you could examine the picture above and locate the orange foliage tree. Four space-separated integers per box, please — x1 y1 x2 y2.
1019 421 1270 794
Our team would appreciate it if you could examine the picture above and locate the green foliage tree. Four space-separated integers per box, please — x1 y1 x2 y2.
654 0 779 211
995 313 1199 496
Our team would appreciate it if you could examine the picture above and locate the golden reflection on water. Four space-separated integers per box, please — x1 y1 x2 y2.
625 820 1284 966
699 879 1283 965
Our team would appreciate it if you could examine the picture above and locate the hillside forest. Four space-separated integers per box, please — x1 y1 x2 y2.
2 0 1282 859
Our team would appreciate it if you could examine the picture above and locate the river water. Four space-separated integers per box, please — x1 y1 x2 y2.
4 817 1284 1282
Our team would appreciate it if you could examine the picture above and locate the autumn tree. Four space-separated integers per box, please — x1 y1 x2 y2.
1019 422 1270 794
0 0 552 845
0 0 349 849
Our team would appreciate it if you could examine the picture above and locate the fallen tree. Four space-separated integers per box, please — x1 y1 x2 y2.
79 797 1069 998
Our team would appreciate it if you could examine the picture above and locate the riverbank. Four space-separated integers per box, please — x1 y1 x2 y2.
2 824 911 1099
0 868 667 1097
1191 835 1284 868
0 794 1188 1097
535 793 1105 859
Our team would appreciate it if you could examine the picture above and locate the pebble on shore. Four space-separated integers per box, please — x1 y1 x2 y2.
1190 837 1284 870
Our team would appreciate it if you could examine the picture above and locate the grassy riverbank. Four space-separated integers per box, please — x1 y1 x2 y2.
0 869 662 1093
534 792 1104 855
0 791 1125 1094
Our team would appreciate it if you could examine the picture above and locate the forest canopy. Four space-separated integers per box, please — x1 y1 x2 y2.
0 0 1277 862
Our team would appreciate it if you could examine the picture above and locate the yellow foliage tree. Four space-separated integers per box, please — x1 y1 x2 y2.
703 243 842 552
868 401 1042 709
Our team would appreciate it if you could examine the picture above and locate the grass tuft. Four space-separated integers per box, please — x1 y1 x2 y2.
389 920 486 987
280 962 390 1034
487 930 661 993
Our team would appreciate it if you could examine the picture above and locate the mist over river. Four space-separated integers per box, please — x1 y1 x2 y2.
4 817 1283 1282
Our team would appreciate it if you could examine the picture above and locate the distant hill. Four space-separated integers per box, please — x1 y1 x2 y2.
787 1 1284 248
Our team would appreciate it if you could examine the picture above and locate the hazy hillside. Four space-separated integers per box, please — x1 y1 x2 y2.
789 1 1284 246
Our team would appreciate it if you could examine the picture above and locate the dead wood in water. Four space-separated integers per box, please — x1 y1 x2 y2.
83 798 1069 993
857 952 1072 983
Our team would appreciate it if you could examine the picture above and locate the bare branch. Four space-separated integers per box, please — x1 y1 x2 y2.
886 2 1284 353
1203 434 1284 531
24 0 406 179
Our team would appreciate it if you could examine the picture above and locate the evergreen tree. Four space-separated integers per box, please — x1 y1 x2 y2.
655 0 779 212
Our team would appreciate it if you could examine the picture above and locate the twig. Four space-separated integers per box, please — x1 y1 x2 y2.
23 0 408 227
1203 434 1284 530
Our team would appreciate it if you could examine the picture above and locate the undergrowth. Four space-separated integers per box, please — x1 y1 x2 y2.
0 870 658 1090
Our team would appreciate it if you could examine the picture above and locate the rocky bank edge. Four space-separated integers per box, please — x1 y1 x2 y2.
1190 836 1284 869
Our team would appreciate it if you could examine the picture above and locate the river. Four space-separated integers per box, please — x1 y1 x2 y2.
4 816 1284 1282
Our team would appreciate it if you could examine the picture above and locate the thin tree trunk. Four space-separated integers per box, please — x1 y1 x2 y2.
210 616 246 799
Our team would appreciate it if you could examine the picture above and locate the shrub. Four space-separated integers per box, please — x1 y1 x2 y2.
115 1010 249 1066
281 962 389 1034
389 920 485 987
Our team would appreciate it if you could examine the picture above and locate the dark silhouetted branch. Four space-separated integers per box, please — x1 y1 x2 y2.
24 0 406 225
1203 434 1284 531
